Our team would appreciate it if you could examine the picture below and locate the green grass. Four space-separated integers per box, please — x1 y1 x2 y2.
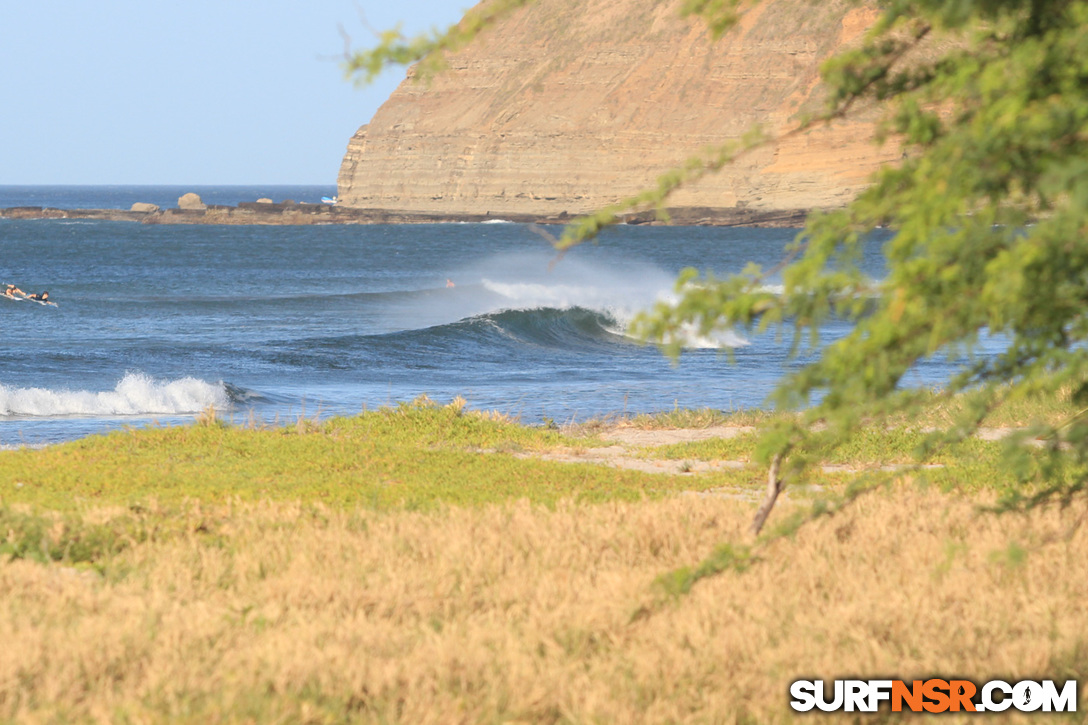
629 418 1082 498
673 427 1007 464
0 506 146 566
640 435 758 462
573 406 773 433
0 401 766 568
882 386 1087 429
0 402 723 513
3 391 1083 566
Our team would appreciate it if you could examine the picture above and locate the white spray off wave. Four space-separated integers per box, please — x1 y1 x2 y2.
0 372 229 418
480 278 649 339
432 250 750 348
477 257 749 349
648 287 751 350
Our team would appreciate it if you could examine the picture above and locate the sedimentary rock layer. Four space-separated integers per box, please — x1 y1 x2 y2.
337 0 898 217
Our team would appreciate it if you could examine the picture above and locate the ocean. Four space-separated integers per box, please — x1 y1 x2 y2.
0 185 973 447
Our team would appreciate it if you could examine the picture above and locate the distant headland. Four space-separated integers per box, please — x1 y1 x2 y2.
335 0 898 219
0 192 809 227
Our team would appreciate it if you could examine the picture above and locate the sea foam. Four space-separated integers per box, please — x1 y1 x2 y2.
0 372 229 418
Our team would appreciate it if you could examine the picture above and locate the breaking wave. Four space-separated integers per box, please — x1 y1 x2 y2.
477 306 748 349
0 372 231 418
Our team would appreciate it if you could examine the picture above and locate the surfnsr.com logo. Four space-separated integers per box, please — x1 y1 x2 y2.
790 679 1078 713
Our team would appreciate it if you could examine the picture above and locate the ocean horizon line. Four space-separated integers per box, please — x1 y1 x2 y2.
0 184 337 211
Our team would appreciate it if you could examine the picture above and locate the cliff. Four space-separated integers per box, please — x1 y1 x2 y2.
337 0 898 217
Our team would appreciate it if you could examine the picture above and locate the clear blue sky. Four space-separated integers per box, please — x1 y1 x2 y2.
0 1 469 185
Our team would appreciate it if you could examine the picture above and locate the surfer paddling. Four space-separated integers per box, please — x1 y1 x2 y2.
4 284 56 306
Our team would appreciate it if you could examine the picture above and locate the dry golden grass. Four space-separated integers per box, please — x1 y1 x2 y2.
2 486 1086 723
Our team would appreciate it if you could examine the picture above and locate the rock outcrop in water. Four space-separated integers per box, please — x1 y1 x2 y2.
178 192 207 211
336 0 899 218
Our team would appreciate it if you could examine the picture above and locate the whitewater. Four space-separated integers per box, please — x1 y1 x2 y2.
0 193 919 445
0 373 228 418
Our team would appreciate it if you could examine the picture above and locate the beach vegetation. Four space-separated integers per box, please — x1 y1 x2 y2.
2 482 1087 723
3 392 1079 550
2 397 1087 719
0 401 735 512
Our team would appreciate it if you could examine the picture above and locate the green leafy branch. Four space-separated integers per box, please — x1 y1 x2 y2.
343 0 538 84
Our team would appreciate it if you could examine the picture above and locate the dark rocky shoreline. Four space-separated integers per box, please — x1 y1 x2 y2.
0 202 810 228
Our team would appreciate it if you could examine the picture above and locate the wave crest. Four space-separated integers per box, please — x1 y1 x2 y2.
0 373 230 418
478 278 747 349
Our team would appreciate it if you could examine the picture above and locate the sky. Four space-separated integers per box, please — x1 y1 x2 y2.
0 1 470 185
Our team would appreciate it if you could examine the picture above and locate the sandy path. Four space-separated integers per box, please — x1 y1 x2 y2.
515 425 757 477
518 424 1013 477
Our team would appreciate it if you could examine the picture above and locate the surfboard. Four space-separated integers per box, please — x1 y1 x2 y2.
8 292 56 307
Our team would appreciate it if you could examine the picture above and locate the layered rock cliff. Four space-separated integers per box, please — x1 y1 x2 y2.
337 0 898 217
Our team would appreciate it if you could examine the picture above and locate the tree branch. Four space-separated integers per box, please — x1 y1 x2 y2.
750 453 784 536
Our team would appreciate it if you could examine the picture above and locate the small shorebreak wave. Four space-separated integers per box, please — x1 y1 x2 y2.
0 372 235 419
